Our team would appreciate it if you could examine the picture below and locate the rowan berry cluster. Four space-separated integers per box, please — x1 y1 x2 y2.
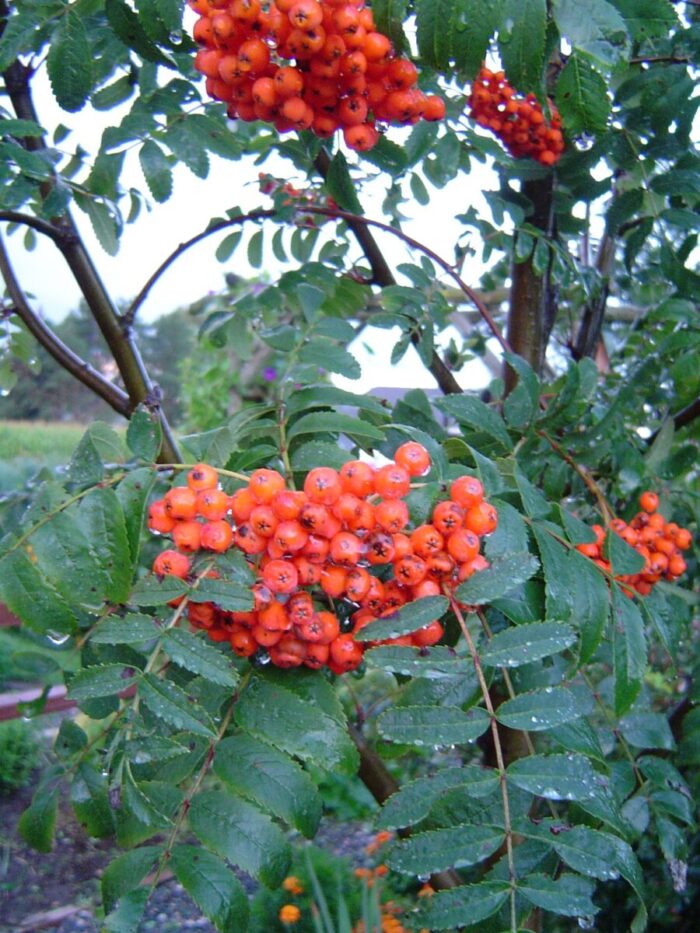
468 66 564 166
147 443 498 674
189 0 445 151
576 491 692 597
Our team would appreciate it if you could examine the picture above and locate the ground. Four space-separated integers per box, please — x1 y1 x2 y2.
0 774 376 933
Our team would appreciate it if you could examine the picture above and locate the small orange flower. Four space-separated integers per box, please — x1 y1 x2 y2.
282 875 304 896
375 830 393 845
417 883 435 898
279 904 301 925
354 867 372 879
374 863 389 876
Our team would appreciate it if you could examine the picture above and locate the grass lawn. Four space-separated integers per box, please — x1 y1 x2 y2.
0 420 95 491
0 419 88 463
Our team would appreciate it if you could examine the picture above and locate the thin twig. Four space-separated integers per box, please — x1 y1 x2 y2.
125 204 510 360
450 596 518 931
537 429 614 525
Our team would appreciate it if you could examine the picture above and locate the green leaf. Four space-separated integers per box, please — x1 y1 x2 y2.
68 664 137 702
378 765 499 830
247 229 263 268
286 384 388 417
325 150 363 213
435 395 512 450
71 763 115 839
234 677 357 772
163 629 238 687
603 529 646 576
455 552 540 604
496 686 588 731
377 705 490 746
452 0 502 76
105 0 172 64
388 823 504 875
413 881 510 930
555 54 610 135
611 0 678 41
619 712 675 751
104 890 149 932
139 673 217 737
552 0 629 66
101 846 163 913
484 502 529 558
129 574 188 606
507 753 606 801
74 193 119 256
518 872 597 918
365 645 471 680
371 0 409 53
480 621 577 668
570 551 610 664
47 11 92 112
355 596 449 642
169 845 250 933
416 0 477 71
139 140 172 203
77 487 133 603
299 339 361 380
30 512 103 609
611 586 647 715
498 0 546 89
214 734 322 838
116 468 157 561
189 790 290 889
0 549 77 635
188 577 254 612
18 784 59 853
126 406 162 461
532 525 574 621
287 411 385 443
91 613 160 646
291 441 352 472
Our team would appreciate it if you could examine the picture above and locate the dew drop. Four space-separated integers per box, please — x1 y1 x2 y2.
577 916 595 930
47 630 70 645
417 874 430 883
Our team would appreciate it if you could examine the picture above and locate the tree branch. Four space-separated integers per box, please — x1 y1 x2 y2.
0 235 131 416
0 29 180 462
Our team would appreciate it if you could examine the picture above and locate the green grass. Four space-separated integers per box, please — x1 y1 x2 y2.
0 420 87 463
0 420 91 491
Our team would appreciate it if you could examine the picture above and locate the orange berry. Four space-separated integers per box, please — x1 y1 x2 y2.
164 486 198 521
148 499 176 534
172 519 202 553
153 549 190 578
394 441 431 476
187 463 219 491
200 520 234 552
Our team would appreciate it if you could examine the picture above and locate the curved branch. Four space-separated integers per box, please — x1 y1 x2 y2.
123 208 276 326
0 234 131 416
127 202 510 376
0 210 69 244
1 37 180 463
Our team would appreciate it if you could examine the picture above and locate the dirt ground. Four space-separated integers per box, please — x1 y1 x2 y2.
0 777 375 933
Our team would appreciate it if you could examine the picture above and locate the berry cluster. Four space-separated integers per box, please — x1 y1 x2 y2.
189 0 445 151
576 491 692 597
148 443 498 674
468 66 564 166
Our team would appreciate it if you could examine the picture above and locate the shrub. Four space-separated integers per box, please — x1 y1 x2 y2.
0 720 40 796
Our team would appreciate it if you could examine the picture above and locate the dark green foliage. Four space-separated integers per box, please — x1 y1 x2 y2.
0 719 40 795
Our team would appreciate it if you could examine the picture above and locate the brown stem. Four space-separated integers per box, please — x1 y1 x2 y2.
348 723 461 892
648 397 700 442
0 240 131 416
505 176 555 390
538 429 614 525
450 597 517 929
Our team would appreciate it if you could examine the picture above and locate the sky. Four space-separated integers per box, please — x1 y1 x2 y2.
4 53 502 394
